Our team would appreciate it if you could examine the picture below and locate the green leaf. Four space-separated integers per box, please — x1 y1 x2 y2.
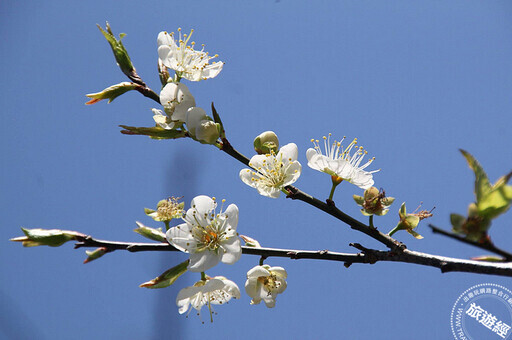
133 222 167 242
84 247 108 264
139 260 189 289
491 171 512 190
11 228 84 247
460 149 491 202
471 255 504 262
119 125 188 139
353 195 365 205
97 22 135 78
477 185 512 219
211 102 225 139
85 82 137 105
450 213 466 233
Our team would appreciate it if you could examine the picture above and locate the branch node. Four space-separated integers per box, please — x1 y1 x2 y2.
318 249 329 255
349 243 366 252
326 199 336 207
440 261 450 273
284 185 299 199
287 251 299 259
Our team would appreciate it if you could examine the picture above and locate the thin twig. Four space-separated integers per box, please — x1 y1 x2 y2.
134 84 160 104
429 224 512 261
73 235 512 277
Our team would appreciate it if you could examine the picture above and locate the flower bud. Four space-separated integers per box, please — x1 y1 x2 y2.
11 228 85 247
160 82 196 122
451 203 491 242
134 222 167 242
140 260 189 289
254 131 279 155
239 234 261 248
97 22 136 80
388 203 425 239
467 202 479 218
85 82 137 105
185 107 220 144
145 197 184 222
363 187 380 201
353 187 395 216
84 247 108 264
158 59 170 86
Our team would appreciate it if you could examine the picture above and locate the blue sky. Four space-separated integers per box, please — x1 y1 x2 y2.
2 1 512 339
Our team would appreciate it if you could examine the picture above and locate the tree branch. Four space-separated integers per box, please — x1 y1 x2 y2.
429 224 512 261
219 139 404 251
73 235 512 277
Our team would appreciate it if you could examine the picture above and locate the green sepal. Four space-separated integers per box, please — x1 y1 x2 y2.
134 222 167 243
119 125 188 139
382 197 395 206
144 208 156 215
211 102 225 139
407 229 424 239
139 260 189 289
353 195 365 205
97 22 135 79
374 209 389 216
399 202 407 218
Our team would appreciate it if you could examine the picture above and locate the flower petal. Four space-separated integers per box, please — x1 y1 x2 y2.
166 223 195 253
283 162 301 186
224 203 239 230
269 266 287 279
247 265 270 278
278 143 298 161
245 278 260 298
188 250 222 272
220 237 241 264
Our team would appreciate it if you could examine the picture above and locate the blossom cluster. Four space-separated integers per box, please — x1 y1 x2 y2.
152 29 223 144
160 194 287 319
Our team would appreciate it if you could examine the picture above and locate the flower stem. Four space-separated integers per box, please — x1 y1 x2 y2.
164 221 170 231
369 215 374 228
388 226 400 237
259 256 265 266
201 272 207 281
328 176 343 201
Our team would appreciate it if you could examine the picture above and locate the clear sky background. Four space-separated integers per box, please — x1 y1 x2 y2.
2 1 512 339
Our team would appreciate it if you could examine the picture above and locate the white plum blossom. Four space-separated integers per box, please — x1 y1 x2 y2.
157 29 224 81
185 107 220 144
176 276 240 319
166 195 241 272
306 134 379 189
151 109 175 130
162 82 196 121
152 82 195 129
239 143 302 198
245 265 287 308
